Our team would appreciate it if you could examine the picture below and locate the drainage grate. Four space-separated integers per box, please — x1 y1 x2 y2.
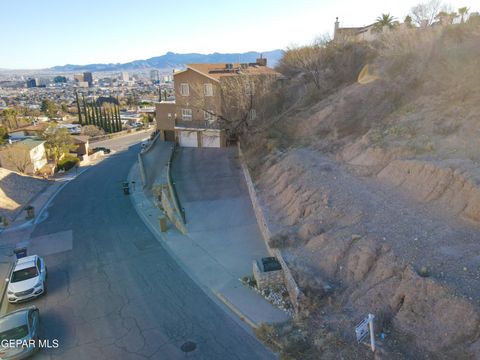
180 341 197 353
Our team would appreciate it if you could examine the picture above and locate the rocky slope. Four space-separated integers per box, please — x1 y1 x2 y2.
244 22 480 358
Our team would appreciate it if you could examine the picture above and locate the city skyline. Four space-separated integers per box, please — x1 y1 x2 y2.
1 0 477 69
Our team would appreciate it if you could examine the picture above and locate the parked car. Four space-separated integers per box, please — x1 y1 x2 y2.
131 122 143 128
0 306 40 359
92 147 111 154
6 256 47 304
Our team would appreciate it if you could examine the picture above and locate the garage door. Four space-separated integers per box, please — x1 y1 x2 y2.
179 131 198 147
202 132 221 148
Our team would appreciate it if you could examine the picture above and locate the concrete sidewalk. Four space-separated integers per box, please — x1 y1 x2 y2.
129 146 289 328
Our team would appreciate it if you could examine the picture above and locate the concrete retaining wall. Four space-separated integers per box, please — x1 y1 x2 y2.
166 147 186 224
161 185 187 234
238 143 306 315
138 132 160 189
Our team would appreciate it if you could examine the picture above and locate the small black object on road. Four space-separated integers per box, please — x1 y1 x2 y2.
122 181 130 195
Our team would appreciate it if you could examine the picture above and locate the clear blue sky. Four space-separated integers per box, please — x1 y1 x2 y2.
0 0 476 69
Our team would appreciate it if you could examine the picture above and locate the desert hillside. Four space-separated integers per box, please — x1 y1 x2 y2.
243 20 480 359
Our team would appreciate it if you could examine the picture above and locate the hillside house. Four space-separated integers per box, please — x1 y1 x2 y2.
156 58 282 147
333 17 377 42
0 139 47 175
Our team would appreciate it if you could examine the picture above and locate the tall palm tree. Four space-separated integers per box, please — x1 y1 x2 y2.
404 15 413 27
374 13 396 32
458 7 469 23
436 11 453 25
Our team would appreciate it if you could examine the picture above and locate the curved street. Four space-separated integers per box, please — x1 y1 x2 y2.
4 133 274 360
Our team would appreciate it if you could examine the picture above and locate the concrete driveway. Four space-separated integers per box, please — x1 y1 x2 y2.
166 147 289 324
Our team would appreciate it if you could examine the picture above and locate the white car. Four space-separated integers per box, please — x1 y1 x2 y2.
6 256 47 304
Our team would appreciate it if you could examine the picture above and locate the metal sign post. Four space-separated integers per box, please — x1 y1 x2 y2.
355 313 375 352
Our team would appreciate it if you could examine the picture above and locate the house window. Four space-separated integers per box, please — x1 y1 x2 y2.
181 108 192 121
204 110 215 121
179 83 189 96
204 83 213 97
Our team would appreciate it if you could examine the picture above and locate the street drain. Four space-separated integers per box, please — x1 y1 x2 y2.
181 341 197 353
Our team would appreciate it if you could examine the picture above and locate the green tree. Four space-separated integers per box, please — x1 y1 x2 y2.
141 114 152 127
108 107 116 132
40 100 58 119
75 92 83 125
89 103 98 126
98 105 106 131
0 126 8 144
458 6 469 23
404 15 414 27
126 95 137 108
115 104 122 131
82 95 91 125
101 108 111 133
41 126 77 164
1 109 19 130
374 13 397 32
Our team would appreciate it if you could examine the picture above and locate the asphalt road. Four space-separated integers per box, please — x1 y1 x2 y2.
5 133 274 360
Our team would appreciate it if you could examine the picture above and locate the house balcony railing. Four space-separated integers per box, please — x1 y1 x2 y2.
174 119 223 130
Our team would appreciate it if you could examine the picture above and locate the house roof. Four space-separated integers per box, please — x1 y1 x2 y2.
17 123 48 132
337 23 375 35
12 139 45 150
185 63 282 81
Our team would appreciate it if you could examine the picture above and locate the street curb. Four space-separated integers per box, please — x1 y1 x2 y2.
1 167 91 233
215 292 259 329
0 262 15 315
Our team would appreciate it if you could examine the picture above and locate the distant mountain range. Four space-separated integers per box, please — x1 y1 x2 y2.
50 50 284 72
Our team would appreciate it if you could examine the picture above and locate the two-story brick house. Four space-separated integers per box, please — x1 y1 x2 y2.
156 58 281 147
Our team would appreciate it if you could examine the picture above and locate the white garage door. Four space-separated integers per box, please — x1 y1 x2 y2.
202 132 221 148
179 131 198 147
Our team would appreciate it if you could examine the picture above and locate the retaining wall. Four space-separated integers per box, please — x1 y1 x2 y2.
238 143 306 315
137 132 160 189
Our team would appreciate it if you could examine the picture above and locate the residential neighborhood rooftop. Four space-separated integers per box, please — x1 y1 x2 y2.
185 63 282 81
9 138 45 150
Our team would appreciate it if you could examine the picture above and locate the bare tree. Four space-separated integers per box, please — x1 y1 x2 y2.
3 147 32 174
187 73 279 136
410 0 442 26
81 125 105 137
277 37 330 90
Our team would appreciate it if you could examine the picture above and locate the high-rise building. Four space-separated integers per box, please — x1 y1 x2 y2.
74 74 84 82
150 69 160 84
26 78 37 88
83 72 93 87
121 72 129 82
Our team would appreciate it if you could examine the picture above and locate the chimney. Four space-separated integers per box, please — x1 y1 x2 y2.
256 55 267 66
334 17 340 39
